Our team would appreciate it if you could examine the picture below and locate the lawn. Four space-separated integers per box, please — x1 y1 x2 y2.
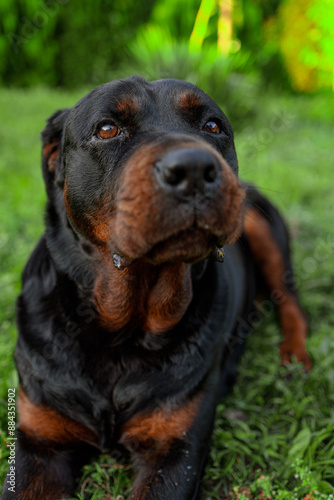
0 87 333 499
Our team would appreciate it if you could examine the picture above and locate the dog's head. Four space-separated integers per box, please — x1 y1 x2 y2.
42 76 245 268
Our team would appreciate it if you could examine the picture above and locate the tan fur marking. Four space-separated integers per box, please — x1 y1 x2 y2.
120 395 202 456
144 262 193 332
243 208 312 369
116 96 140 115
18 387 99 446
177 92 202 112
42 141 60 172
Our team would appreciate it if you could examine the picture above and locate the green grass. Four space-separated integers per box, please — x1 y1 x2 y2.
0 87 333 499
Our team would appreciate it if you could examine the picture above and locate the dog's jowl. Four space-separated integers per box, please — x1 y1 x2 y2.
1 76 311 500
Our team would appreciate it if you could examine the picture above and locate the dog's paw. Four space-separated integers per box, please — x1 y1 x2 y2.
279 340 312 371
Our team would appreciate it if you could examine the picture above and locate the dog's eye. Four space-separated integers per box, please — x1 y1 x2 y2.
97 123 118 139
202 120 220 135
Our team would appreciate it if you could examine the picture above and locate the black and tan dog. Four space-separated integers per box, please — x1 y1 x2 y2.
2 76 311 500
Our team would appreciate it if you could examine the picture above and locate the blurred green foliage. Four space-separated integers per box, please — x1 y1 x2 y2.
0 0 333 92
265 0 334 91
0 0 156 87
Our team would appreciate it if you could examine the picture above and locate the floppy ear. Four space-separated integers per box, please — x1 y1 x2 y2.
41 108 70 191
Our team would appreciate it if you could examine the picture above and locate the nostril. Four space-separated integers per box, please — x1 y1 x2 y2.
204 164 218 184
163 165 186 186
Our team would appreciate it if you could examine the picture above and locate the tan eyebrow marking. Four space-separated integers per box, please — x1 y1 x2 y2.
177 92 203 112
116 96 140 115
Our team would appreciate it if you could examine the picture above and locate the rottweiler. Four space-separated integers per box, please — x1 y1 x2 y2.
2 76 311 500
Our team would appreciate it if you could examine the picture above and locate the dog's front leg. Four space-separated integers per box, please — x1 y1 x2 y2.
120 375 218 500
1 430 93 500
1 387 100 499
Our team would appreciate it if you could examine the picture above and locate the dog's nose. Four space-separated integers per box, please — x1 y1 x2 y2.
154 148 221 198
